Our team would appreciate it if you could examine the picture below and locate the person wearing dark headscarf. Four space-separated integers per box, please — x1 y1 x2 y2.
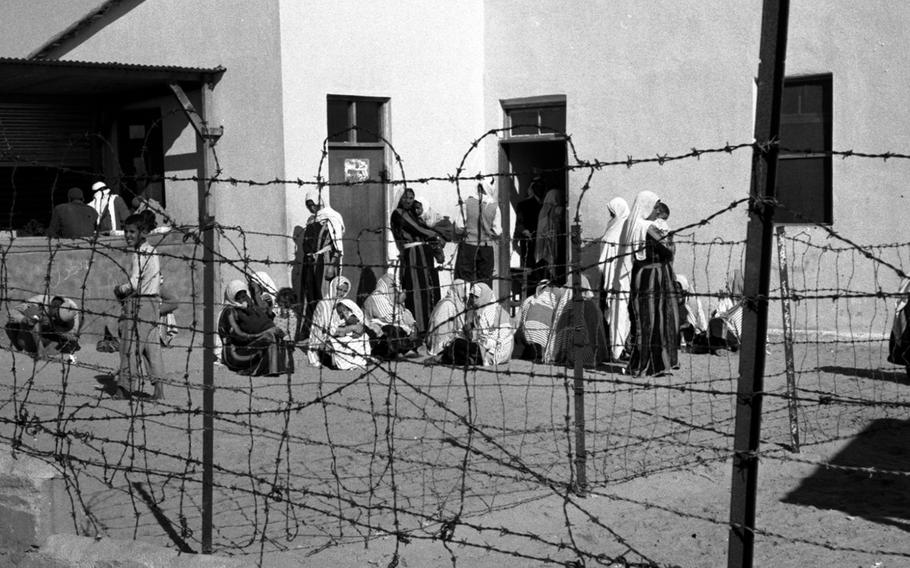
47 187 98 238
391 188 444 336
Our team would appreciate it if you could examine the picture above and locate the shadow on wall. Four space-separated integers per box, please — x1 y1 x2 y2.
782 418 910 532
0 231 203 339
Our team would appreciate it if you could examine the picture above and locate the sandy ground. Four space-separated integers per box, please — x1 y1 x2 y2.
1 333 908 568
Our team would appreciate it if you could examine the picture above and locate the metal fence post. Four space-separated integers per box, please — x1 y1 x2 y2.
727 1 790 567
571 222 587 496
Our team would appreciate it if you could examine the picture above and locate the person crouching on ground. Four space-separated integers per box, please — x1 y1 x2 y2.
113 213 166 400
5 294 81 359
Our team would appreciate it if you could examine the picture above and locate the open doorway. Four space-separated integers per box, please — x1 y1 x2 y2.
499 139 568 300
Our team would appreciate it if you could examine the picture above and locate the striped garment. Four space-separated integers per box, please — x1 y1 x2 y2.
470 283 514 366
363 273 416 336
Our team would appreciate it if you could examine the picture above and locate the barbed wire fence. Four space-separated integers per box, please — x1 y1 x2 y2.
0 121 908 568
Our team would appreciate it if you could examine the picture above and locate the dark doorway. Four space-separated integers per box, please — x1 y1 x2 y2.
117 108 165 208
327 147 387 303
499 139 568 301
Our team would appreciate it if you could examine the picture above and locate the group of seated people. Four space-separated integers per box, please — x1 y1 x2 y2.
216 266 750 377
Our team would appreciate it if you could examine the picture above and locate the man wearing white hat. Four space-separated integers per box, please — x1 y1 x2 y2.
89 181 129 234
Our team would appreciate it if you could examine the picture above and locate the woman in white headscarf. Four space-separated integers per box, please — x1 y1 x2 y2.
468 282 514 366
217 279 287 376
313 298 371 370
623 190 679 377
363 272 421 359
307 275 352 367
548 275 609 366
425 279 470 357
298 187 346 340
249 271 278 310
599 197 631 361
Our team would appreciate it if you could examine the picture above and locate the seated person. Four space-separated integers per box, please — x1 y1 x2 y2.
306 276 351 367
675 275 708 348
517 279 564 362
692 270 744 354
363 273 421 359
312 299 371 370
549 275 609 367
441 283 514 366
273 287 300 344
5 294 80 358
218 280 287 376
425 279 469 358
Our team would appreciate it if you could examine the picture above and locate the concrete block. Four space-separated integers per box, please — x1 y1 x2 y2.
21 534 253 568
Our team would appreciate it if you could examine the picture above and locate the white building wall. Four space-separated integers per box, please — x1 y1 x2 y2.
482 0 910 334
278 0 486 277
47 0 288 287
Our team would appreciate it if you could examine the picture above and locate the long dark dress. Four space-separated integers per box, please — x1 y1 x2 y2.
627 234 680 376
887 285 910 380
390 208 441 335
298 219 339 339
218 306 287 376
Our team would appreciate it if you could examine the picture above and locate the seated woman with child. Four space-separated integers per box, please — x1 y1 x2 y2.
218 280 287 376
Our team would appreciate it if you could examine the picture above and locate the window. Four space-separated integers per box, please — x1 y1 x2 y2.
502 95 566 136
775 74 832 224
326 96 388 143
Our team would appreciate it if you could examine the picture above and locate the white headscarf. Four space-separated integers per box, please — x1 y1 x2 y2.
89 183 119 232
224 280 250 307
305 187 346 252
621 190 660 261
599 197 630 292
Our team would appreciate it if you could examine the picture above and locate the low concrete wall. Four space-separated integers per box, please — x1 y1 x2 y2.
1 451 248 568
18 534 250 568
0 452 71 567
0 231 206 341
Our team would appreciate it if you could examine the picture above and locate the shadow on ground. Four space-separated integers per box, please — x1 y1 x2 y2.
782 418 910 532
815 365 910 385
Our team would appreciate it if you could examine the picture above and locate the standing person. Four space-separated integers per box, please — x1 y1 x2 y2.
113 213 166 400
887 278 910 381
298 187 345 340
624 191 680 377
363 272 421 359
514 174 544 294
598 197 631 361
390 188 443 336
535 187 566 283
5 294 80 358
47 187 97 238
454 181 501 286
89 181 129 234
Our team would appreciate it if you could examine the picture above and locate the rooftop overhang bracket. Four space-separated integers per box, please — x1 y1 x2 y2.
169 82 223 142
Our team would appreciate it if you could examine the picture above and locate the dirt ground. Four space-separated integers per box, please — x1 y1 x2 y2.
1 333 908 568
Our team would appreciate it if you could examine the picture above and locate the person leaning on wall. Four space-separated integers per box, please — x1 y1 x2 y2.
47 187 98 238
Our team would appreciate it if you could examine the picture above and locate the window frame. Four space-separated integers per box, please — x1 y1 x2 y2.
501 94 567 138
326 94 390 147
775 73 833 225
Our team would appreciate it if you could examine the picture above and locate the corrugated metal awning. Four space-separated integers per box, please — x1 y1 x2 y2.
0 57 224 99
